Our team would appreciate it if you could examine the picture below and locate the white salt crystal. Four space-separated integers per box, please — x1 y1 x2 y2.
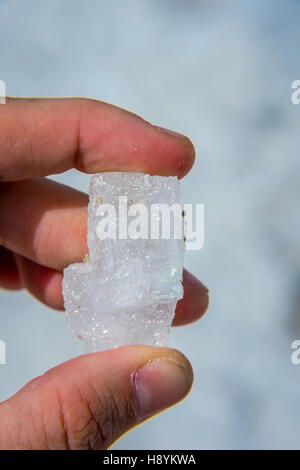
62 172 184 352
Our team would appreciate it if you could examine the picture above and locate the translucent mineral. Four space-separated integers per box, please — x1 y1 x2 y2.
62 172 184 352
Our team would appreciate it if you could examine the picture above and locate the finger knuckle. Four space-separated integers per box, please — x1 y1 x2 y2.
54 383 134 450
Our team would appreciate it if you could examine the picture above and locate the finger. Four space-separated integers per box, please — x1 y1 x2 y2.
14 254 64 310
0 178 88 271
0 98 195 182
14 254 209 325
0 346 193 449
0 246 22 290
173 270 209 326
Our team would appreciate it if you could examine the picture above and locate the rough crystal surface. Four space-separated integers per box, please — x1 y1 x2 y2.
62 172 184 352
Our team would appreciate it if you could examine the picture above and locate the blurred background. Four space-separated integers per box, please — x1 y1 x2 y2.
1 0 300 449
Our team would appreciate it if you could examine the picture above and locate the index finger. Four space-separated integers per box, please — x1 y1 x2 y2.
0 98 195 181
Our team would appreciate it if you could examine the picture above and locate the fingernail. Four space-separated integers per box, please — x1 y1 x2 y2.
133 358 192 420
183 269 209 293
155 126 194 146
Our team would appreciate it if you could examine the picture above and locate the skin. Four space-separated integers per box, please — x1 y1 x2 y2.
0 98 209 449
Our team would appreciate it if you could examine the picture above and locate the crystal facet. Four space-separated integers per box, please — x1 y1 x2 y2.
62 172 184 352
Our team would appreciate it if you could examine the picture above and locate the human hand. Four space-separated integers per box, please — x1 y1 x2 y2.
0 98 209 449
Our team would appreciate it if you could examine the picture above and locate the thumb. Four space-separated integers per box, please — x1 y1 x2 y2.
0 346 193 449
